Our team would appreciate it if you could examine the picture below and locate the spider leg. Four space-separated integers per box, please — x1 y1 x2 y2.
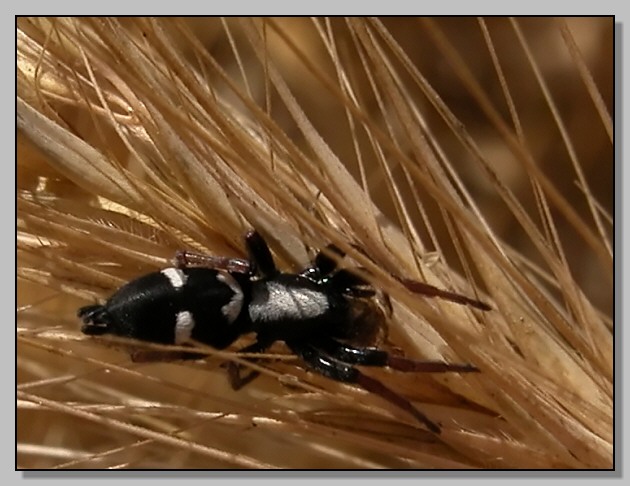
173 251 251 274
224 338 275 391
244 230 278 278
343 243 491 311
399 278 491 311
176 231 279 277
313 244 345 275
313 338 479 373
78 305 111 335
130 349 207 362
328 269 376 298
286 340 441 433
302 244 376 298
299 243 345 283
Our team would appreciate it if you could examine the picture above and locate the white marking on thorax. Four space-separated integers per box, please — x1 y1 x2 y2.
249 281 329 323
161 267 187 289
175 310 195 344
216 272 244 323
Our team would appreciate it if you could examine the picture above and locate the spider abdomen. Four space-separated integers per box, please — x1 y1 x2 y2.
79 267 246 349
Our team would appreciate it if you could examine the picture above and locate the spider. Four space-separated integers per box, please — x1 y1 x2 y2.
79 230 489 433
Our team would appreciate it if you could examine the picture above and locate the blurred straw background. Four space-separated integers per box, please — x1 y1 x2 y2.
17 17 613 469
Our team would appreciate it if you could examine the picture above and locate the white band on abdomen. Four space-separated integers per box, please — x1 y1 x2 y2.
217 272 244 323
175 310 195 344
161 268 188 289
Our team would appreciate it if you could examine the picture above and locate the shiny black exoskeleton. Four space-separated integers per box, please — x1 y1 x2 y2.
79 231 489 433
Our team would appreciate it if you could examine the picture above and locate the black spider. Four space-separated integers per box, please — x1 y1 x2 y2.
78 230 489 433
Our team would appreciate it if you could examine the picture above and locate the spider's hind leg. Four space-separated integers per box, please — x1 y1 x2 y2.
173 251 251 274
173 230 279 278
223 338 275 391
78 305 111 335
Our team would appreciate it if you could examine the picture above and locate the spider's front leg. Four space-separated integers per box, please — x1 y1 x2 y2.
285 340 442 434
313 337 479 373
399 278 492 311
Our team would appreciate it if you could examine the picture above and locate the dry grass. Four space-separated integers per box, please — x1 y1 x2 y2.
17 17 613 469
